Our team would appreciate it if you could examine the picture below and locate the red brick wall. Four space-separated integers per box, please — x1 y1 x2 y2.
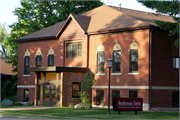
151 30 179 87
151 30 179 108
89 29 150 106
17 38 86 102
151 90 179 108
62 72 85 106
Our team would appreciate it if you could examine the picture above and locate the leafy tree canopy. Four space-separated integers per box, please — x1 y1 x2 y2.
0 23 9 58
2 0 103 79
138 0 179 47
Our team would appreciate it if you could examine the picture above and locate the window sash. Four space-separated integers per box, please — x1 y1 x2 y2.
36 55 42 67
97 52 104 73
173 58 179 69
72 82 81 98
113 51 121 72
130 50 138 72
96 90 104 105
66 43 82 58
129 90 138 98
24 56 30 74
48 55 54 66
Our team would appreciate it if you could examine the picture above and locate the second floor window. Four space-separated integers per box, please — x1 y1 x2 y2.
130 49 138 72
24 56 30 74
66 42 82 58
48 55 54 66
36 55 42 67
113 50 121 73
97 51 105 73
173 57 179 69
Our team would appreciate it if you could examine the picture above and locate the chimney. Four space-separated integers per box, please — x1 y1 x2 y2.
119 3 121 10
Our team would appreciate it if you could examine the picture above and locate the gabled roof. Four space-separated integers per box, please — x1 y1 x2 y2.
15 5 175 42
109 5 175 26
15 21 65 41
57 13 91 37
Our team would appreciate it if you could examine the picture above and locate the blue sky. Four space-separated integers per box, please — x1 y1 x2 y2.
0 0 155 32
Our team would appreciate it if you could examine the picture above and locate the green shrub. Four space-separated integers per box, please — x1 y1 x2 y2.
15 103 23 106
80 92 91 110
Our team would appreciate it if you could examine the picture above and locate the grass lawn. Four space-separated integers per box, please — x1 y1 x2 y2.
1 105 33 108
0 107 179 119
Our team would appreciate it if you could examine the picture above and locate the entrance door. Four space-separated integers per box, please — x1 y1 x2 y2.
44 84 57 106
38 72 61 107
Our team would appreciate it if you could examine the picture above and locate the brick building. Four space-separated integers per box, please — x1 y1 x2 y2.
14 5 179 110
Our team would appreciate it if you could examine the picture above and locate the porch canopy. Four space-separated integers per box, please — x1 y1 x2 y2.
28 66 88 73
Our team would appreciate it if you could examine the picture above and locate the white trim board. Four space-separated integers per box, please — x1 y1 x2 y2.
17 85 35 88
92 86 149 89
92 86 179 90
151 86 179 90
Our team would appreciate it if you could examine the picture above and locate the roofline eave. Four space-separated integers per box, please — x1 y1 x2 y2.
85 25 153 35
14 36 58 43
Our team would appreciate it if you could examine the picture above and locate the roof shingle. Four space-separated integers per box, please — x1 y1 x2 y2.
15 5 175 42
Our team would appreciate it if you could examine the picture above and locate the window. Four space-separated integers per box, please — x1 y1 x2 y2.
172 91 179 107
66 42 82 58
129 90 138 98
130 49 138 72
96 90 104 106
24 89 29 102
112 90 120 106
72 82 81 98
24 56 30 74
97 52 105 73
113 51 121 72
48 55 54 66
36 55 42 67
173 58 179 69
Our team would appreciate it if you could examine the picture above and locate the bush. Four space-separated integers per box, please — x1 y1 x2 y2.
5 95 17 104
80 92 91 110
15 103 23 106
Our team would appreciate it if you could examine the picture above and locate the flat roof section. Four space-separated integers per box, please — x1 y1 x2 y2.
28 66 88 73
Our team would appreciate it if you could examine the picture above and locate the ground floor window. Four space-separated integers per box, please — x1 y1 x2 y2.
24 89 29 102
72 82 81 98
112 90 120 106
129 90 138 98
96 90 104 106
172 91 179 108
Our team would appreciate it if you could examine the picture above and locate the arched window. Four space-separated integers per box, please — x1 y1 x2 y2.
48 47 54 66
129 40 138 72
113 42 121 73
36 48 42 67
24 49 30 74
97 44 105 73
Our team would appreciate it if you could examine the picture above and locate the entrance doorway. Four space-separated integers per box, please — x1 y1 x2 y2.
38 72 61 106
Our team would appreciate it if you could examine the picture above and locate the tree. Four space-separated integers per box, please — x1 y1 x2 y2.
0 23 9 58
2 0 103 79
80 69 96 110
138 0 179 47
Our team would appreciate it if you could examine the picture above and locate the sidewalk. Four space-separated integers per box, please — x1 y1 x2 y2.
0 106 52 111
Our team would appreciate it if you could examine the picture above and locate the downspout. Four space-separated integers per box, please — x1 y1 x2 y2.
149 27 155 110
87 35 90 68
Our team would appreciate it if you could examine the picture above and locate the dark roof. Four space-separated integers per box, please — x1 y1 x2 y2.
71 13 91 32
29 66 87 73
109 5 175 26
15 5 175 42
15 21 65 41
